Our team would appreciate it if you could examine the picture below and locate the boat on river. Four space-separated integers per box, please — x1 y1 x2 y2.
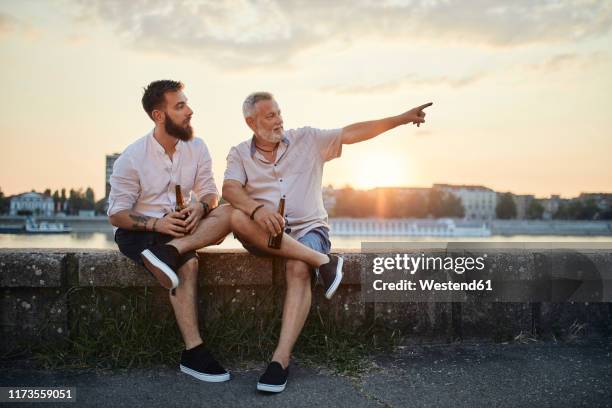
24 217 72 234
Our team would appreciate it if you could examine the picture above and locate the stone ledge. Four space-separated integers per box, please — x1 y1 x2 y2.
0 251 65 288
1 248 611 353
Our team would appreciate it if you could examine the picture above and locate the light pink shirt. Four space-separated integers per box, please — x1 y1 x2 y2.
108 130 218 221
224 126 342 240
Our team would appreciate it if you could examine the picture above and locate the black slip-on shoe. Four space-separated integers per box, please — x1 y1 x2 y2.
257 361 288 393
319 254 344 299
140 244 180 290
179 344 230 383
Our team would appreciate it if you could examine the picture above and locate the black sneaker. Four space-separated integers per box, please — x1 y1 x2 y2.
179 344 230 382
140 244 180 289
318 254 344 299
257 361 288 393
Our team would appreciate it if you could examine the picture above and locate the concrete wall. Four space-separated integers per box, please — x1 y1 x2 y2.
1 249 611 354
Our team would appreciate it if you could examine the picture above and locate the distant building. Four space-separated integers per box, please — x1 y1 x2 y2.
578 193 612 210
540 195 562 220
513 194 535 219
10 192 54 216
105 153 121 199
434 184 496 221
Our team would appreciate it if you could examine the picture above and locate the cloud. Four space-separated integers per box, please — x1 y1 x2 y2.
320 72 488 94
71 0 612 68
321 51 612 95
527 52 611 73
0 11 43 40
0 12 19 37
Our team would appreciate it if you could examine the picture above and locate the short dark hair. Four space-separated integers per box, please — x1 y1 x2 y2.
142 80 184 119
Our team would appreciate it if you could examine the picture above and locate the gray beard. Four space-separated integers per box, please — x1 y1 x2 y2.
260 130 282 143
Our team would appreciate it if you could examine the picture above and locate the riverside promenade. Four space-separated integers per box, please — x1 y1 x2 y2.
2 340 611 407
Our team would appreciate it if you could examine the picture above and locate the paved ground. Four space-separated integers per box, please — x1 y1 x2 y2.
2 340 611 408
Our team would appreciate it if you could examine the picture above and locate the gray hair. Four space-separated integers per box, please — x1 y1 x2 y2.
242 92 274 118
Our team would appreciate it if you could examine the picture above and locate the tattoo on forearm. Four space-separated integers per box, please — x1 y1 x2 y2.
129 214 151 230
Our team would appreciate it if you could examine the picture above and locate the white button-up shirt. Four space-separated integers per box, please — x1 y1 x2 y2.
108 130 218 222
224 126 342 240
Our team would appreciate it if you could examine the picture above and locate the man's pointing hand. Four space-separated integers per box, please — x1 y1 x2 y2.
401 102 433 128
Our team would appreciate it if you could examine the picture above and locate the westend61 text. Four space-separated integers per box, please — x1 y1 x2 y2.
372 279 493 291
372 254 486 275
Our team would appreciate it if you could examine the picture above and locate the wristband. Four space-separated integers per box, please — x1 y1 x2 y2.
250 204 264 220
152 218 159 232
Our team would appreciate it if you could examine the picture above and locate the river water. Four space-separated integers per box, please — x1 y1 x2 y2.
1 232 611 250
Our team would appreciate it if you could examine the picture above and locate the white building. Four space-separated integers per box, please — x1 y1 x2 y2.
10 192 54 216
540 195 562 220
434 184 497 221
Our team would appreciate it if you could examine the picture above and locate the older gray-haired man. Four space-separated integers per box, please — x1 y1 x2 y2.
223 91 432 393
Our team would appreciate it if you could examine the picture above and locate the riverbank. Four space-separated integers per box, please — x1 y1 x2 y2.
2 216 612 235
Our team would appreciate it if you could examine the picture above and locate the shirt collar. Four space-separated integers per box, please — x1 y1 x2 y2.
149 129 181 155
249 134 290 158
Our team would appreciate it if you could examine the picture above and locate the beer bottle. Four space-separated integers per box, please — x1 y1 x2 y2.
175 185 186 214
267 197 286 249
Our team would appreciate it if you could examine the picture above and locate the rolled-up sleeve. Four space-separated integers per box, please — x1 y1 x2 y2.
193 143 219 200
307 127 343 162
107 154 140 216
223 146 247 186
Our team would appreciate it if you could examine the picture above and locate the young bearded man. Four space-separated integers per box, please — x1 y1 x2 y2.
108 80 232 383
223 92 432 392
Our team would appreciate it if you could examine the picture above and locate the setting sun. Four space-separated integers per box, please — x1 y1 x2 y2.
351 153 411 190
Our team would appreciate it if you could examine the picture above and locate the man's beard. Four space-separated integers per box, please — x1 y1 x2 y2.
259 128 282 143
165 115 193 141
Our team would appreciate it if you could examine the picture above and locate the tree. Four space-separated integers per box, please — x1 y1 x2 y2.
401 192 428 218
581 199 599 220
440 193 465 218
95 198 107 215
43 188 51 196
334 187 375 217
553 203 569 219
52 190 60 212
427 189 444 218
84 187 95 210
496 193 517 219
428 189 465 218
0 188 9 215
60 188 67 208
526 200 544 220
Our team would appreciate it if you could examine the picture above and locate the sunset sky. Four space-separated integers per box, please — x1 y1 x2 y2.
1 0 611 200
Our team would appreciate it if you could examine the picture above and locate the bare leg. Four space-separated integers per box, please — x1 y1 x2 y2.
169 204 232 254
169 257 203 349
229 209 328 267
271 260 312 368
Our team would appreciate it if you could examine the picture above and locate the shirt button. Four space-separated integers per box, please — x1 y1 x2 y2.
280 179 283 182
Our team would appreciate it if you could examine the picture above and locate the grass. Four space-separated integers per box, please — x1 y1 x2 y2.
7 286 400 376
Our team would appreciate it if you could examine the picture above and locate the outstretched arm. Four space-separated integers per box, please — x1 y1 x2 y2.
341 102 433 145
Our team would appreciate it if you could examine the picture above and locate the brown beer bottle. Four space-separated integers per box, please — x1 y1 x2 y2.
175 185 186 213
267 197 286 249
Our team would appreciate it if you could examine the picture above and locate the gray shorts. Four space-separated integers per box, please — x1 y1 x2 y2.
235 226 331 257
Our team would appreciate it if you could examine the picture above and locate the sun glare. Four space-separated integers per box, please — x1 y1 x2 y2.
351 154 410 189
